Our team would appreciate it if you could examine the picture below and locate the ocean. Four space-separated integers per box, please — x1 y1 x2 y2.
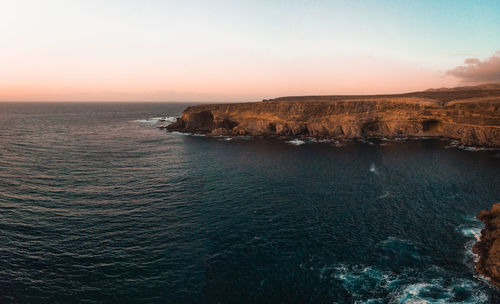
0 102 499 303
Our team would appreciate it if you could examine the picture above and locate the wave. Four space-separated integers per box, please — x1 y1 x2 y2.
393 278 487 304
445 139 498 152
322 263 488 303
358 139 376 145
169 131 189 136
286 139 306 146
169 131 206 137
306 238 489 303
377 191 390 199
133 116 178 125
457 219 484 267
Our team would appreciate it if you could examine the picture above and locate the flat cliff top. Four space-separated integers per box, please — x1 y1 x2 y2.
181 86 500 115
266 87 500 105
474 203 500 287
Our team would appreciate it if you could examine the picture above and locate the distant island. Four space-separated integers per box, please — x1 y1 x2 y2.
167 83 500 147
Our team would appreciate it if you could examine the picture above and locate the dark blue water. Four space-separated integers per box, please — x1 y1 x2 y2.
1 102 499 303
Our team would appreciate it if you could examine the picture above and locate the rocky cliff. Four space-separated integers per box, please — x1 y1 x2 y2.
474 203 500 287
167 87 500 147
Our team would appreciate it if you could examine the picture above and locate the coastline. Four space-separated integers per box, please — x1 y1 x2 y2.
166 89 500 148
474 203 500 287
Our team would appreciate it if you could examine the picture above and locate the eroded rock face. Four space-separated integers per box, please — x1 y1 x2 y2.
474 203 500 287
167 88 500 147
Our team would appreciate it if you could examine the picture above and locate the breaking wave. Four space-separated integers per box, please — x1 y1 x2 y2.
133 116 178 125
286 139 306 146
457 218 484 267
445 139 498 152
312 263 488 303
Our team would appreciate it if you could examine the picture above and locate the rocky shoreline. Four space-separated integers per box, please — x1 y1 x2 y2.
474 203 500 287
166 87 500 147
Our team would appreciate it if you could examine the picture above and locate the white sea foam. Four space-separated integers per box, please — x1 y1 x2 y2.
286 139 306 146
369 163 378 174
312 138 332 143
170 131 189 136
133 116 178 125
459 146 495 152
392 279 487 304
459 226 481 241
377 191 390 199
457 220 484 266
358 139 376 145
444 139 498 152
327 263 488 304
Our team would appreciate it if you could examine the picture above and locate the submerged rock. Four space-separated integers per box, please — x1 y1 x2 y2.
474 203 500 287
166 87 500 147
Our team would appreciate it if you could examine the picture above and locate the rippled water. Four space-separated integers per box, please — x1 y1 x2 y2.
1 102 499 303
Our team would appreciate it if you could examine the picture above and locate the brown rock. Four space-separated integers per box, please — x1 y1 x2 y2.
167 86 500 147
474 203 500 287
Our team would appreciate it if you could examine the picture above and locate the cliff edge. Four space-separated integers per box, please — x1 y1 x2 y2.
167 86 500 147
474 203 500 287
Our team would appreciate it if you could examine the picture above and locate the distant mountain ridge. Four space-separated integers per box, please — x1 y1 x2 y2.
425 83 500 92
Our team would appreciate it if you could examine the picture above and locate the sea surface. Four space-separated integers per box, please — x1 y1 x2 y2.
1 102 500 303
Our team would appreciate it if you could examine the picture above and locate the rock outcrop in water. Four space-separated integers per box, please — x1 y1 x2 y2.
474 203 500 287
167 85 500 147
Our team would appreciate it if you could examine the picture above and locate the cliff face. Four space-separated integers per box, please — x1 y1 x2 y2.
474 203 500 287
167 88 500 147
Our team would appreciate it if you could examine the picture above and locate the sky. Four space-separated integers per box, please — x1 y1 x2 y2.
1 0 499 102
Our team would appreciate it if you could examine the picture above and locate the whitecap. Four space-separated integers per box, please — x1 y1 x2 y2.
377 191 390 199
321 263 488 303
286 139 306 146
169 131 189 136
392 278 487 304
369 163 378 174
457 221 483 266
133 116 178 125
316 139 332 143
458 226 481 241
459 146 495 152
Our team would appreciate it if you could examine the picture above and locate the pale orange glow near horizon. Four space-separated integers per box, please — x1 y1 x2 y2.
0 55 459 102
1 1 498 102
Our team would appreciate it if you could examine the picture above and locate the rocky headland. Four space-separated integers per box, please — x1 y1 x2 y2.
167 85 500 147
474 203 500 287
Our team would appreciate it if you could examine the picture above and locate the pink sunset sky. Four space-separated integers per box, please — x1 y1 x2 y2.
1 1 499 102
